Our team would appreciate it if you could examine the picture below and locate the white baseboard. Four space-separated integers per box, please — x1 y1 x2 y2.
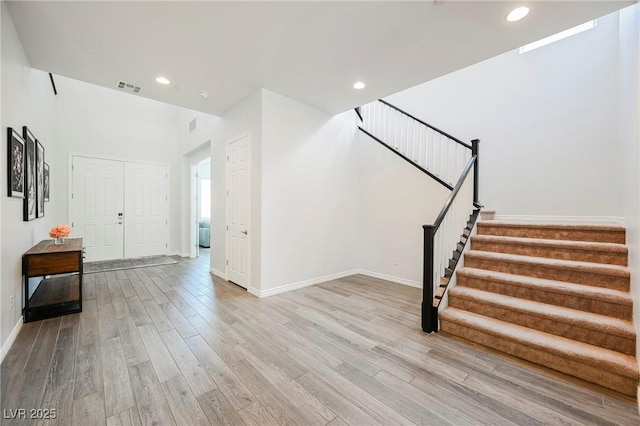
493 215 625 225
250 270 359 298
355 269 422 289
1 316 23 363
210 268 228 281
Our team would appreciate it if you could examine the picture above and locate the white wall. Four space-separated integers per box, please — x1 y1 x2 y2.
387 11 623 219
215 90 263 284
357 132 450 286
177 109 221 257
1 2 57 351
53 75 182 253
617 4 640 362
259 90 359 295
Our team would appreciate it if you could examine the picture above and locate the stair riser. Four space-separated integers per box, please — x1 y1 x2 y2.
440 321 638 396
457 274 632 320
477 225 625 244
470 240 627 266
464 256 629 291
448 294 635 356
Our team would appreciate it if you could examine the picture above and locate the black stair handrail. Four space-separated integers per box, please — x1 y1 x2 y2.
422 153 477 333
355 100 481 333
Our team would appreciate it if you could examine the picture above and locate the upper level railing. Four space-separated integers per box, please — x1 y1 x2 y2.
359 99 472 190
357 99 480 333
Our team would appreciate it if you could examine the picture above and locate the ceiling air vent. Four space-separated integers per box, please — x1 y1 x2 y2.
117 81 142 94
189 118 197 133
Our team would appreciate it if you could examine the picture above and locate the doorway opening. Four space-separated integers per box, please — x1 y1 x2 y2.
194 158 211 260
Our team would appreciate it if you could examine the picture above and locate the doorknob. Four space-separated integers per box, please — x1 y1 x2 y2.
241 230 248 235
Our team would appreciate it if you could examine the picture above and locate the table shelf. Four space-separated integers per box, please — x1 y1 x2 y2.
23 238 83 322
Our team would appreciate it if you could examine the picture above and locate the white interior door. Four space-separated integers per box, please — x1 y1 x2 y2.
124 163 168 258
71 156 124 262
227 135 250 288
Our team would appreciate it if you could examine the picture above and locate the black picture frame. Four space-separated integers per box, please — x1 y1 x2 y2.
36 140 45 218
44 162 50 202
23 126 36 221
7 127 25 199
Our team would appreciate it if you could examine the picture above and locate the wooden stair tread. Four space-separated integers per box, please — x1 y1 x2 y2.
471 235 627 253
449 286 635 338
457 267 632 305
440 308 639 379
465 250 630 278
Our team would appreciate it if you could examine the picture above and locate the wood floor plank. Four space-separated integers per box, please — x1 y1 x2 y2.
116 317 150 367
112 296 131 320
126 296 153 327
236 343 336 423
47 325 77 387
73 303 103 400
83 273 97 300
143 299 174 332
72 392 106 426
160 375 209 426
143 280 170 305
37 380 74 426
287 346 413 425
237 401 277 426
2 253 638 426
185 335 256 411
159 329 215 397
130 280 153 302
197 388 246 426
158 301 198 338
118 278 137 299
128 361 175 426
296 372 381 426
106 408 142 426
95 274 112 306
97 302 119 340
102 337 136 417
163 290 198 318
137 324 180 383
227 358 318 425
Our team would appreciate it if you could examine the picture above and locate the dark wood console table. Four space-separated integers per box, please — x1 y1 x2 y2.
22 238 84 322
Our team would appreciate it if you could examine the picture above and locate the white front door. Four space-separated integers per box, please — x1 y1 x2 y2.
72 156 124 262
124 163 168 258
227 135 250 288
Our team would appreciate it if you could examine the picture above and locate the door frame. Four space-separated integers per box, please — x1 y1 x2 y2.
68 153 170 256
225 132 251 288
185 143 211 259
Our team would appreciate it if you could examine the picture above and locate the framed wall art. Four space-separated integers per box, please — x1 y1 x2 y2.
36 140 45 218
23 126 36 221
44 162 50 202
7 127 25 199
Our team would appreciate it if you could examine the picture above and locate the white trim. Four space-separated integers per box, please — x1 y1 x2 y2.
493 215 625 225
211 268 228 281
248 270 359 298
1 316 23 363
355 269 422 289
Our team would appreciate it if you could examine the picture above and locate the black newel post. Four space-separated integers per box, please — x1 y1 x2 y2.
422 225 436 332
471 139 480 205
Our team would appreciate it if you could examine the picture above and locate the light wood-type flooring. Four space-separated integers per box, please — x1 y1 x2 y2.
1 253 639 425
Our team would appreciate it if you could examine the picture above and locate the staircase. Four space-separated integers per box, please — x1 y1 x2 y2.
440 221 640 396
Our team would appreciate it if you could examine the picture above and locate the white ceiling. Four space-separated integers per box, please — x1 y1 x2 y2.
5 1 634 116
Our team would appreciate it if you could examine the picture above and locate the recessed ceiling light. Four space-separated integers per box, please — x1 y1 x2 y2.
156 76 170 85
199 91 209 99
353 81 366 90
506 6 529 22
